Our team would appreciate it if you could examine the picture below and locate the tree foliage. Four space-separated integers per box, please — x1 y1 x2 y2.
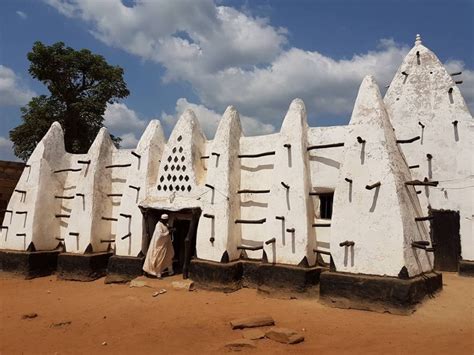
10 41 129 160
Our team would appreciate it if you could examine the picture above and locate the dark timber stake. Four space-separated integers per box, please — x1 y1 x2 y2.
100 239 115 243
15 189 26 194
286 228 295 233
15 211 27 214
281 182 290 189
265 238 276 245
200 156 210 160
415 216 434 221
55 195 74 199
211 152 220 157
405 179 439 187
101 217 118 221
55 214 70 218
120 213 132 219
418 122 425 128
77 160 91 165
452 120 458 126
238 151 275 158
307 143 344 151
121 233 131 240
235 218 266 224
16 233 26 237
409 165 420 169
339 240 355 247
209 237 215 243
345 178 353 183
237 245 264 251
411 242 428 250
0 226 8 229
397 136 420 144
312 223 331 227
69 232 79 236
105 163 132 169
455 81 463 84
365 182 381 190
54 168 82 173
275 216 285 221
131 151 141 159
450 71 462 76
237 189 270 194
448 88 453 94
205 184 215 190
203 213 215 219
426 154 433 160
129 185 140 190
412 240 430 246
357 136 366 144
284 144 291 149
107 193 123 197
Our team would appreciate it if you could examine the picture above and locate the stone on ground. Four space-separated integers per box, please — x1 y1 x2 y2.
171 280 195 291
21 313 38 319
265 327 304 344
224 339 256 351
230 315 275 329
242 329 265 340
129 279 151 288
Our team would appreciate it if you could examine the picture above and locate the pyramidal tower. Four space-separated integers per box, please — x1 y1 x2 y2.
384 34 473 274
320 76 441 314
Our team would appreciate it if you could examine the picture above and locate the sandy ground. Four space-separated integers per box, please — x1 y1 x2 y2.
0 272 472 355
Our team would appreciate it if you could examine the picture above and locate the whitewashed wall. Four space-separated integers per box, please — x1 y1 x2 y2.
330 76 433 277
384 37 473 261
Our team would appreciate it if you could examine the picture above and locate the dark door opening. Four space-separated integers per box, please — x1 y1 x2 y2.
172 219 191 273
142 208 201 278
431 209 461 272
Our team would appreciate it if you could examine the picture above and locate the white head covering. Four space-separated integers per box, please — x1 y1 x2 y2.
161 213 169 220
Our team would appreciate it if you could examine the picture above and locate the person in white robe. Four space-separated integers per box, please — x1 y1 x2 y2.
143 214 175 278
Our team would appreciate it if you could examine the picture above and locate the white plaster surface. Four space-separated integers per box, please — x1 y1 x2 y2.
384 38 473 261
330 76 433 277
1 34 471 273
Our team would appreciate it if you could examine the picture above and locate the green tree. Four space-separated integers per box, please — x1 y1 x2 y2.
10 41 129 160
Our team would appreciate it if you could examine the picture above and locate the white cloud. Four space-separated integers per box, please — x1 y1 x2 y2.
104 102 146 132
0 65 35 107
46 1 473 125
16 11 28 19
161 98 274 138
103 102 147 148
0 137 17 161
119 132 139 148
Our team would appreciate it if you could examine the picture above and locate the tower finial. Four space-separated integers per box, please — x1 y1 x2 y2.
415 34 422 45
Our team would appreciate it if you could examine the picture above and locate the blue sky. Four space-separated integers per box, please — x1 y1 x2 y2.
0 0 473 160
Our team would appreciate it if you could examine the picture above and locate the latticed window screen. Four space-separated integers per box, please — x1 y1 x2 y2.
319 193 334 219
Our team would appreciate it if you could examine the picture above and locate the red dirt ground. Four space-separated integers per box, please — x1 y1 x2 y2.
0 272 472 354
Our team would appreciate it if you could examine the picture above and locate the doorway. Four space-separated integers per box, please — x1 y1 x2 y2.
430 209 461 272
142 208 201 278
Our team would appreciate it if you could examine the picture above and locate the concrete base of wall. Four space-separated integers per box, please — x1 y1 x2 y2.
104 255 145 284
0 249 59 278
319 271 442 315
57 252 112 281
189 258 323 295
458 260 474 277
